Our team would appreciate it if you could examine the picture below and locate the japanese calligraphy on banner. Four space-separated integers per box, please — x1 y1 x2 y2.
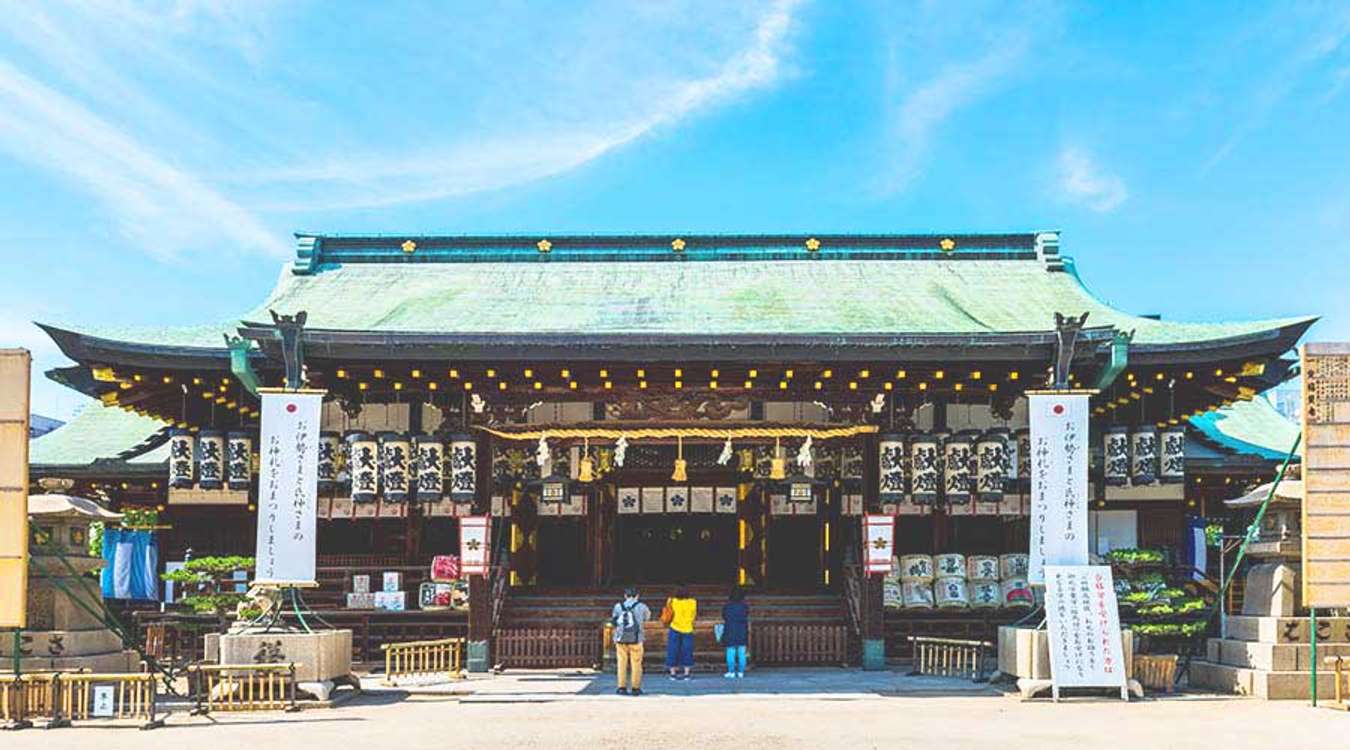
253 389 324 586
1044 565 1129 700
460 516 490 576
1028 392 1090 584
864 514 895 574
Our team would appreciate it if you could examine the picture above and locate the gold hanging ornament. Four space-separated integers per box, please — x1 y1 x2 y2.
672 435 688 482
577 437 595 483
770 437 787 480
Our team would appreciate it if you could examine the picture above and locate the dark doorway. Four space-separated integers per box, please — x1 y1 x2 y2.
614 516 737 584
767 516 823 590
537 518 588 585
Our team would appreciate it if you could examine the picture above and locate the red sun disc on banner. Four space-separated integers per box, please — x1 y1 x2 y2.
1053 404 1065 415
286 403 297 413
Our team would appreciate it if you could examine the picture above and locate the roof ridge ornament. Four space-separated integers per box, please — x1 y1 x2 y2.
536 239 552 254
939 237 956 253
804 237 821 252
401 239 417 254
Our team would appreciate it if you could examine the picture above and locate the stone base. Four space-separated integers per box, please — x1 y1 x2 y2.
0 629 126 659
1206 637 1350 672
1242 563 1299 617
216 629 352 683
998 627 1137 682
1190 659 1338 700
7 650 138 673
1224 615 1350 644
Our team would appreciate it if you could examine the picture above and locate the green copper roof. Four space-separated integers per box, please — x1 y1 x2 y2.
1189 395 1301 461
29 405 169 467
47 232 1315 349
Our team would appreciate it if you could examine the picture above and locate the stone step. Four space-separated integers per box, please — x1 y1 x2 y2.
1223 615 1350 644
1206 638 1350 671
1190 659 1342 700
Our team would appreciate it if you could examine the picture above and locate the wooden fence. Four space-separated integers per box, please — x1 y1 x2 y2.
381 637 465 685
750 625 849 666
495 628 602 668
1 672 160 730
187 663 299 714
907 636 992 681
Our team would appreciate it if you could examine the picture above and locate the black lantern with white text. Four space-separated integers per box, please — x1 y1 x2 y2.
348 431 379 503
198 429 225 490
168 428 195 489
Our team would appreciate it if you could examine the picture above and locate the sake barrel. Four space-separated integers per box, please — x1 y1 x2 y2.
933 553 965 578
883 581 903 609
966 555 999 582
1000 578 1034 608
970 580 1000 609
898 555 934 582
901 582 935 609
934 576 969 609
999 553 1029 580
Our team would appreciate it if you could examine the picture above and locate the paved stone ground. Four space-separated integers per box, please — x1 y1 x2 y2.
6 669 1350 749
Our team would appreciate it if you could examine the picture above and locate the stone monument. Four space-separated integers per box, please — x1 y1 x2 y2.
0 494 138 673
1192 476 1350 698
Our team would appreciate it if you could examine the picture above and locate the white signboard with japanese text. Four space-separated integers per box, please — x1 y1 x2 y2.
460 516 491 576
864 515 895 575
91 684 116 717
1044 565 1129 701
1028 392 1090 584
253 389 323 587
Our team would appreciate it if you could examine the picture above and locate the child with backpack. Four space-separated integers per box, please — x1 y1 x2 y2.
611 587 651 695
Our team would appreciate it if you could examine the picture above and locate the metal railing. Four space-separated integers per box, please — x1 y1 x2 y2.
0 672 161 730
381 637 465 685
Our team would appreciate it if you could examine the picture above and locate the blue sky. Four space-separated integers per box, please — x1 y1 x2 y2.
2 1 1348 419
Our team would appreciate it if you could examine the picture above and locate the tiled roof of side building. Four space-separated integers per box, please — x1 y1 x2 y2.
29 404 170 468
42 231 1316 349
1188 394 1302 462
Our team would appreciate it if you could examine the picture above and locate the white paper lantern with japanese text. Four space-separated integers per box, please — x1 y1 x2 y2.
347 431 379 504
878 434 906 504
226 431 253 491
1103 426 1130 487
448 435 477 503
943 431 975 505
1131 426 1158 486
197 429 225 490
317 431 340 492
909 434 940 505
415 435 445 502
168 429 195 489
1016 429 1031 489
379 432 412 503
1159 426 1186 484
975 430 1007 503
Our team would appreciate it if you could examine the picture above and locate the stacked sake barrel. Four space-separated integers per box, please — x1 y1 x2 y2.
999 553 1034 608
886 552 1035 611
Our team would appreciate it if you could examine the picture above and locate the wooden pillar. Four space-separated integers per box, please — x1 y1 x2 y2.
466 574 490 672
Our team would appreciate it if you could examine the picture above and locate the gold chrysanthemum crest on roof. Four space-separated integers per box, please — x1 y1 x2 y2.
536 239 552 253
804 237 821 252
671 238 686 252
401 239 417 254
939 237 956 252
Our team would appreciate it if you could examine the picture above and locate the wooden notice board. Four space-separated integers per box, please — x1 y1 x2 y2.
0 350 31 628
1302 343 1350 607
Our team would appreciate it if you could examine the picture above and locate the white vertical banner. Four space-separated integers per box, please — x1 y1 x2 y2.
254 389 324 586
1044 565 1129 701
460 516 491 576
864 514 895 575
1028 391 1091 584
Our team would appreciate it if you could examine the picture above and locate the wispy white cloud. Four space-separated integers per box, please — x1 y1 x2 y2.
874 2 1055 194
1055 147 1127 213
0 1 803 246
236 0 803 211
0 62 287 259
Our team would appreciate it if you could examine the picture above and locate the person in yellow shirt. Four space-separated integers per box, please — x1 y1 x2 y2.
664 585 697 680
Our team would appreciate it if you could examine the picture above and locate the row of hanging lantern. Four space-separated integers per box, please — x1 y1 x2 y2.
167 428 256 491
1103 424 1186 486
879 429 1030 507
336 431 478 504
